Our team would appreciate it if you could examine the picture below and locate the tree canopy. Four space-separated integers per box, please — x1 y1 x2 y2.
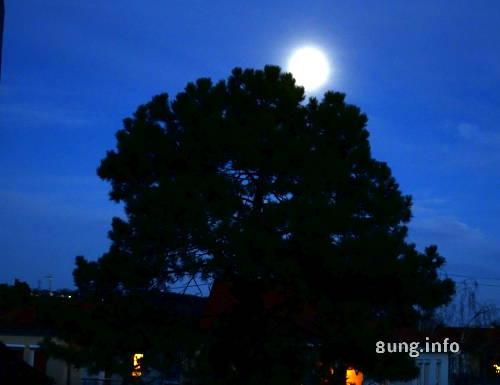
72 65 454 384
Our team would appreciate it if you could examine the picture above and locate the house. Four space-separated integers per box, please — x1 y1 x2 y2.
446 326 500 385
200 280 500 385
0 339 54 384
0 304 81 384
379 326 500 385
0 301 131 384
3 281 497 385
381 352 449 385
0 291 207 385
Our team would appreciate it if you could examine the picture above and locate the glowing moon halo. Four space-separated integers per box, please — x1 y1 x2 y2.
287 46 330 92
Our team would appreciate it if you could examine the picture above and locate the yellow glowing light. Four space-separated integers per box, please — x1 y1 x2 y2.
315 362 364 384
346 368 364 385
132 353 144 377
288 46 330 92
494 364 500 374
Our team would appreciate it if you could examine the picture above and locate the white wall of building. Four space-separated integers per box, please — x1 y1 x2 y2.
0 333 79 385
387 353 449 385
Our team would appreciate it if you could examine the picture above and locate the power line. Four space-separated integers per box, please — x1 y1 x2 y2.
446 273 500 282
449 280 500 289
438 273 500 289
169 282 211 291
170 280 500 290
168 274 500 292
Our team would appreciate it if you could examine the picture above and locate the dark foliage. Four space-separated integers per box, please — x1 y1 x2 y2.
67 66 454 384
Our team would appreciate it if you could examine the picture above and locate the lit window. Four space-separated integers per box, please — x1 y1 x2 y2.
132 353 143 377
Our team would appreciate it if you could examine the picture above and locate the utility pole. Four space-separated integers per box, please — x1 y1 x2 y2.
45 275 53 295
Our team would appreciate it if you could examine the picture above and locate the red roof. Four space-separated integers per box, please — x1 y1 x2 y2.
199 280 320 334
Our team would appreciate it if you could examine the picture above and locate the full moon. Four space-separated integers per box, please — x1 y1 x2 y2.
287 46 330 92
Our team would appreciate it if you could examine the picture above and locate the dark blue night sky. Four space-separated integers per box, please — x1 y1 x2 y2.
1 1 499 306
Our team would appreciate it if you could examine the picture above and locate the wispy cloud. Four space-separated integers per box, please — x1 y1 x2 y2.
409 200 500 305
410 200 499 270
411 214 483 243
411 199 491 247
456 122 500 148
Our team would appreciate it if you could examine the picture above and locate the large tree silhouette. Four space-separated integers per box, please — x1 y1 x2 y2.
73 66 454 384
